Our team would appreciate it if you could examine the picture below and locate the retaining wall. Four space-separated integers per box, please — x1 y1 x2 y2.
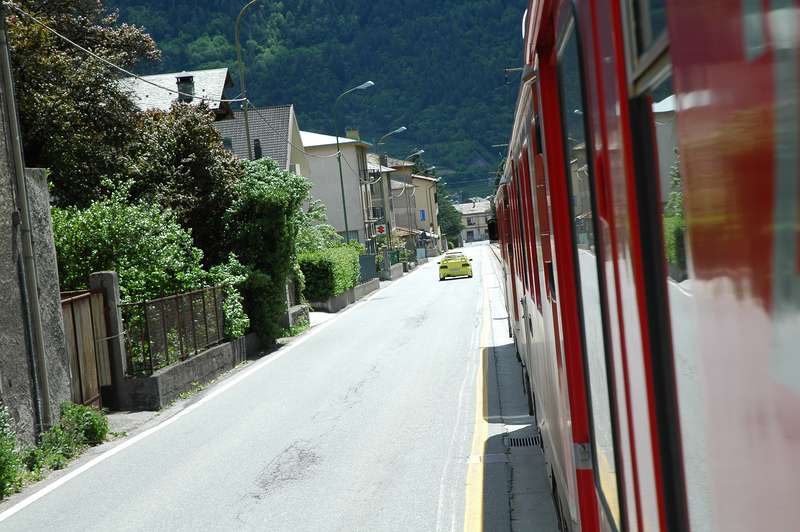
354 278 379 300
380 262 404 281
117 333 261 411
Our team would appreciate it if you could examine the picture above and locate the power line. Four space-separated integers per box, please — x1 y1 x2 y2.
4 1 245 104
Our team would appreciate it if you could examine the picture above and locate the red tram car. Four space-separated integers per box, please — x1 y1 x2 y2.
496 1 800 530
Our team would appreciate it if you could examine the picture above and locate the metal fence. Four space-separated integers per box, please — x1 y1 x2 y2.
121 285 225 376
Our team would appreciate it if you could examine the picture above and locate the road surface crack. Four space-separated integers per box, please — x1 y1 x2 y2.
251 440 321 499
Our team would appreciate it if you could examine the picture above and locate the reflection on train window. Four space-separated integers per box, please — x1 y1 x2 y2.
650 78 684 281
649 75 709 530
557 18 620 526
633 0 668 52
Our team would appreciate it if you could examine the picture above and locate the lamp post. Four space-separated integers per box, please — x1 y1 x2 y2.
375 126 407 256
405 149 424 244
333 81 374 243
235 0 258 160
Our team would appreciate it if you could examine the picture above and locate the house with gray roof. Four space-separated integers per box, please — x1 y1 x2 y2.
214 104 310 177
119 68 234 119
455 200 492 244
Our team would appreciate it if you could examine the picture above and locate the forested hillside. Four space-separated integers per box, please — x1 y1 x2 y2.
109 0 526 197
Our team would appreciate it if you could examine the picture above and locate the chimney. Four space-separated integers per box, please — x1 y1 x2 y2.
379 154 388 167
176 73 195 103
345 128 360 140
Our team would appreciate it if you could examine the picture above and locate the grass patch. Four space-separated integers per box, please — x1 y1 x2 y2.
0 402 109 499
281 316 310 338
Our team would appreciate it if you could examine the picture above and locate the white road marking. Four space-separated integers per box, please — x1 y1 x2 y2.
435 279 483 532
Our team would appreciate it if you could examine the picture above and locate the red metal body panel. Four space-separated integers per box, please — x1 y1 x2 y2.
666 1 800 529
497 0 800 530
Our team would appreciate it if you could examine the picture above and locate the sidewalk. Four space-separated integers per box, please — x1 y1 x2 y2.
483 244 559 531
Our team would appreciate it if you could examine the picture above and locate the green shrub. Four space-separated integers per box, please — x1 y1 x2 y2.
296 199 344 255
52 185 207 302
227 159 312 345
36 426 76 470
0 407 21 498
242 269 286 345
26 403 109 473
208 254 250 339
60 403 108 446
299 246 361 301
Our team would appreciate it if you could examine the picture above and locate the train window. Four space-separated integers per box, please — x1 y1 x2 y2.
631 67 703 530
514 161 531 291
557 16 621 526
625 0 669 84
633 0 667 52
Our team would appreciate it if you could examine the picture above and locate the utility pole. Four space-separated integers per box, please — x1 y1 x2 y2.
235 0 258 160
0 11 52 431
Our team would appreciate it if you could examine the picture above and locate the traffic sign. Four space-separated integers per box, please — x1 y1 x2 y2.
376 224 387 235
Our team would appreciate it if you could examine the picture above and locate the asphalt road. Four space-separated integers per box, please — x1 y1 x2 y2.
0 244 493 532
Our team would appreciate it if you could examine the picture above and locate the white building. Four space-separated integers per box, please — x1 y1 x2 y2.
300 131 372 245
455 200 492 244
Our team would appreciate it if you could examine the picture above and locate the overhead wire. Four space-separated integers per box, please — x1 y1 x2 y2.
4 1 246 104
7 1 350 163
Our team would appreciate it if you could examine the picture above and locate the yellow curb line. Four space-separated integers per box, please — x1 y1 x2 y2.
464 285 492 532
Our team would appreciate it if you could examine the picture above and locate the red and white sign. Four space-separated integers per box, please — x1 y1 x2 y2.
376 224 387 235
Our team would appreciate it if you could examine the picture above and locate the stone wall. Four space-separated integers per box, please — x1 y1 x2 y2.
0 69 71 443
26 169 71 422
0 87 36 441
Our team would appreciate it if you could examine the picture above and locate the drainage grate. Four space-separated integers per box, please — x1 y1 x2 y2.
506 435 541 448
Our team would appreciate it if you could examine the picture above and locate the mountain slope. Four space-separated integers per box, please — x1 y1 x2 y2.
110 0 526 196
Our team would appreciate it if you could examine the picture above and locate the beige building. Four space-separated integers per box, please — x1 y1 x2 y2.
411 174 441 251
455 200 492 244
301 131 373 245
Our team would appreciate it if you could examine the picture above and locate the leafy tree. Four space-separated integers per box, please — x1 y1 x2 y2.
6 0 160 205
437 182 464 243
296 199 343 255
51 184 207 302
52 183 250 336
226 159 311 344
131 102 244 266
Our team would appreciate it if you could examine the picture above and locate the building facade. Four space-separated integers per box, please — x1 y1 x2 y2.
214 104 310 177
301 131 372 245
455 200 492 244
411 174 441 252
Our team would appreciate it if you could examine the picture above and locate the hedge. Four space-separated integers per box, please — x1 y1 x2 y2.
299 246 361 302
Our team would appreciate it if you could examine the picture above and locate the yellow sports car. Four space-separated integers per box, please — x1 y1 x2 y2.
438 252 473 281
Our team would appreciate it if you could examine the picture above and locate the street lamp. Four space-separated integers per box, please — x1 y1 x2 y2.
333 80 374 243
374 126 407 256
377 126 407 146
404 149 423 239
235 0 259 160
